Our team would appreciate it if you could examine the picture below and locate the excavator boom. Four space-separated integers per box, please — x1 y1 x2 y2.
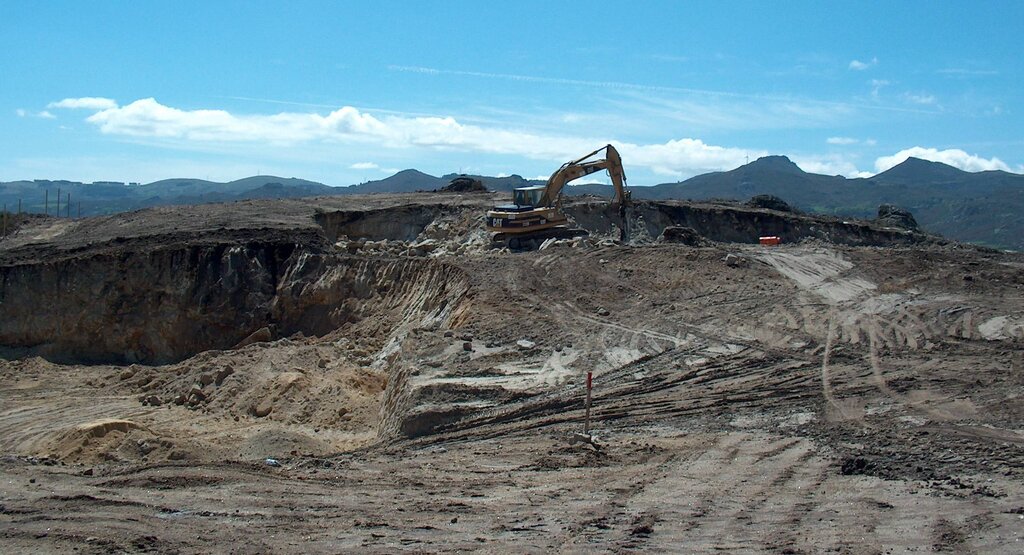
539 144 628 207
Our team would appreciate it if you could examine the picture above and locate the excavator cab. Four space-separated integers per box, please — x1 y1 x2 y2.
512 186 546 208
491 186 547 215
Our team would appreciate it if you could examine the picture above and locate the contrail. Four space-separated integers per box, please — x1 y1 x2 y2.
388 65 941 115
218 95 445 118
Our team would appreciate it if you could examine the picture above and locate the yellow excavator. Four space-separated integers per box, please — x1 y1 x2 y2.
485 144 630 249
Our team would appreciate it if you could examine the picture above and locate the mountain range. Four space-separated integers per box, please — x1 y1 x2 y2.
2 156 1022 250
0 176 335 217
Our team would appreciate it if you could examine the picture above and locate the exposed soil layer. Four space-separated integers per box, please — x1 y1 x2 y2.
1 192 1021 553
569 199 932 246
0 241 468 365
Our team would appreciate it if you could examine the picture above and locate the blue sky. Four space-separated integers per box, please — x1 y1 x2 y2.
2 1 1021 186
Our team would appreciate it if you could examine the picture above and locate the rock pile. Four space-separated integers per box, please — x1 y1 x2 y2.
659 226 704 246
876 204 919 231
438 176 488 193
747 194 795 213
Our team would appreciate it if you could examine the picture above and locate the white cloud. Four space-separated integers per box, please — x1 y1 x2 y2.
849 57 878 71
350 162 378 170
16 108 57 119
791 154 866 178
874 147 1012 173
619 139 763 178
48 97 118 110
903 92 937 105
937 68 998 77
825 136 875 149
65 96 769 178
870 79 890 99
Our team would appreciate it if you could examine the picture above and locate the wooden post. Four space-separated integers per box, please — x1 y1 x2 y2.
584 371 593 434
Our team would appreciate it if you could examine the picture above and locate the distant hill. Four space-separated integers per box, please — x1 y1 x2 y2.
0 176 337 217
139 176 333 199
341 169 443 194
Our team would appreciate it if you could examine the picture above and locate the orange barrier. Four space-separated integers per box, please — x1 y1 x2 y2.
759 236 781 246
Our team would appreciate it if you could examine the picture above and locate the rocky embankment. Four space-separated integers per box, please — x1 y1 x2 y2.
569 199 934 247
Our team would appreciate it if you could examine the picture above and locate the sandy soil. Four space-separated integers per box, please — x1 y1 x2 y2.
1 193 1022 553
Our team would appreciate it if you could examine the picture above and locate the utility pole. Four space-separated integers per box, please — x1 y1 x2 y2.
584 371 593 434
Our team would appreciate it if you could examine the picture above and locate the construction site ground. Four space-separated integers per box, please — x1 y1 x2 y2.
0 192 1022 553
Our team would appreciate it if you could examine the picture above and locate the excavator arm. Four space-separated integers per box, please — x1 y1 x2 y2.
538 144 629 207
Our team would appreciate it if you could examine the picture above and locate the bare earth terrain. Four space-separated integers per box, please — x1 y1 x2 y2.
1 192 1022 553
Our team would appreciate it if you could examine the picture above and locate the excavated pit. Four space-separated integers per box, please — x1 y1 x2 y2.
0 234 471 365
314 204 449 242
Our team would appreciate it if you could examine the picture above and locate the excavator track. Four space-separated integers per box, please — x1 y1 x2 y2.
492 227 589 251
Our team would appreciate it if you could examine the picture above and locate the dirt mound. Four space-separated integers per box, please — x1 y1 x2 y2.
111 340 390 455
747 194 795 212
1 212 51 240
438 176 488 193
43 418 173 463
658 226 704 245
876 203 919 230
